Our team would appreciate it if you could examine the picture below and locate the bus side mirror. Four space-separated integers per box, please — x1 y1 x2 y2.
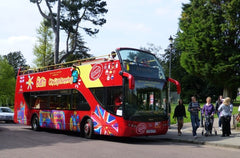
167 78 181 94
120 71 135 90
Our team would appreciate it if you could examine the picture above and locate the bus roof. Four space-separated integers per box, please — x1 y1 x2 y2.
18 54 111 76
18 47 157 76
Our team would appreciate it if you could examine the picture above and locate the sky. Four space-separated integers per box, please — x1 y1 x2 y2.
0 0 189 66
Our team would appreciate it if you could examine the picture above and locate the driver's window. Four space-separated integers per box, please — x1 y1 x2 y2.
90 86 123 116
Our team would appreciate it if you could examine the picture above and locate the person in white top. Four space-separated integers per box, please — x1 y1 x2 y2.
218 97 232 137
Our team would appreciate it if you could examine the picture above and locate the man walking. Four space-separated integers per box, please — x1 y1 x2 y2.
188 96 200 138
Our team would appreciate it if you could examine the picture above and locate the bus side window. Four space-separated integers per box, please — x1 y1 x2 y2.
90 87 122 115
34 97 41 109
72 90 90 111
38 96 49 109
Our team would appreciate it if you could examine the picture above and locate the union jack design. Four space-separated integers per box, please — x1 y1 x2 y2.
92 105 119 136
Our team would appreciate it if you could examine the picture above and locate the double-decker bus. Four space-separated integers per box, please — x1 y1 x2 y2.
14 48 180 138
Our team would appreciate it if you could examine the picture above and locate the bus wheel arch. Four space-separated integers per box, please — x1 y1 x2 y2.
31 113 40 131
81 116 94 139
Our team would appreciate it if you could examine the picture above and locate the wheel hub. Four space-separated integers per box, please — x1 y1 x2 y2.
84 123 90 134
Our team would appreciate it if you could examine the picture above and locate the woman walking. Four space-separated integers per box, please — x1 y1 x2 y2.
173 99 187 136
218 97 233 137
201 97 215 135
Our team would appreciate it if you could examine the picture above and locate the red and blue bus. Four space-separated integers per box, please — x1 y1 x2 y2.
14 48 180 138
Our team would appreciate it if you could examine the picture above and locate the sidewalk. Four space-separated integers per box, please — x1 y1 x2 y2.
153 118 240 149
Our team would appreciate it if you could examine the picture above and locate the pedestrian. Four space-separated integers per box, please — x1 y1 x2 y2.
202 97 215 117
215 95 223 130
201 97 215 134
218 97 232 137
188 96 201 138
173 99 187 136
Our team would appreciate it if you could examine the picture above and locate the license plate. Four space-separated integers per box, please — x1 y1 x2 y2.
146 129 156 134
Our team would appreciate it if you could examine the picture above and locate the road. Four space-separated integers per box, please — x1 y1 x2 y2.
1 123 240 158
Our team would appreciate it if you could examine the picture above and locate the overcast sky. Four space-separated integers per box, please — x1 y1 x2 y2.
0 0 189 66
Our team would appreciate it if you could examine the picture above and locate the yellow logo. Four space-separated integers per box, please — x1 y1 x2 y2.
48 77 73 86
36 77 46 88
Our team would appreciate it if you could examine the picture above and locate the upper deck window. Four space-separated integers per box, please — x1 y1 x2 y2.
119 49 165 80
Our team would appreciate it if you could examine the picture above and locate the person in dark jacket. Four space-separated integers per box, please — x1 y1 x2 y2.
173 99 187 136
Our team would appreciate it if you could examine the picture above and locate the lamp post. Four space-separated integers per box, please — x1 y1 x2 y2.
168 36 173 104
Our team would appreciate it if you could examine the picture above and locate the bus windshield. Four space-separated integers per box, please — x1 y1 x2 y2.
119 49 165 80
124 79 168 122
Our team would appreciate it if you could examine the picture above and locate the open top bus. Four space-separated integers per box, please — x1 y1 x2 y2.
14 47 180 138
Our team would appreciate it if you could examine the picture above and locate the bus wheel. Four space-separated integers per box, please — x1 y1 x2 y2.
83 119 94 139
31 115 40 131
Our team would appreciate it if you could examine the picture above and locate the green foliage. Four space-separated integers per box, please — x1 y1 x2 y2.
61 0 108 36
3 51 27 77
163 42 222 102
176 0 240 97
60 0 107 62
61 34 92 62
33 19 54 67
0 56 16 106
140 42 223 102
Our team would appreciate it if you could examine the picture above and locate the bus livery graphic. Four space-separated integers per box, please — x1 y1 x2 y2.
17 102 27 124
70 112 81 132
92 105 119 136
26 75 34 89
39 110 66 130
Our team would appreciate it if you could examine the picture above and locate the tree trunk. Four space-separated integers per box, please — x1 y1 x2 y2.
54 33 59 64
54 0 61 64
223 87 232 99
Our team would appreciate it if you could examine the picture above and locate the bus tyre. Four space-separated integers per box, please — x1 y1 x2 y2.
31 115 40 131
83 119 94 139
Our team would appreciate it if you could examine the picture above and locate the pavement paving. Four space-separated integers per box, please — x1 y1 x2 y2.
153 117 240 149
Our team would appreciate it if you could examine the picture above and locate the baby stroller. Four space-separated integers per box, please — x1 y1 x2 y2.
201 115 217 136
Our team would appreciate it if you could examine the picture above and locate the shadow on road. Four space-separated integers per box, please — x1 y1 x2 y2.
0 123 89 150
0 123 206 151
94 135 170 144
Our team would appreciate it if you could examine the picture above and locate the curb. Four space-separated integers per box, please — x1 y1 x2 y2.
164 136 240 149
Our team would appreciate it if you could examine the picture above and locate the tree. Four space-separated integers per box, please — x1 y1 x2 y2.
30 0 108 64
140 43 162 56
0 56 16 106
176 0 240 98
3 51 27 78
34 19 54 67
63 34 91 62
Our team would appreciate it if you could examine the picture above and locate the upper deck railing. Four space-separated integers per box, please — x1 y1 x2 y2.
18 53 117 76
